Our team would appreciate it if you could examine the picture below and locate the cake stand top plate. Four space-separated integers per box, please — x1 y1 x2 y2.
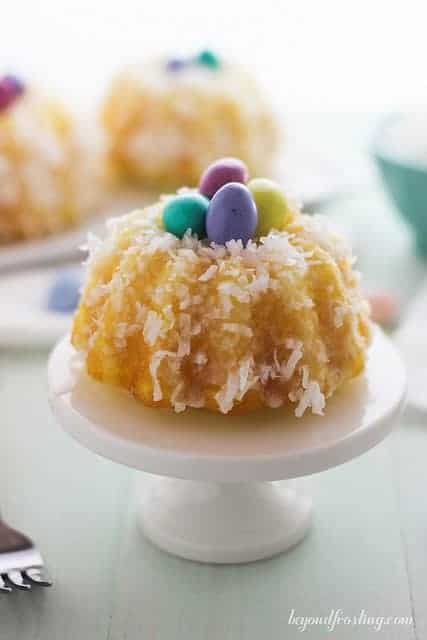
48 329 406 482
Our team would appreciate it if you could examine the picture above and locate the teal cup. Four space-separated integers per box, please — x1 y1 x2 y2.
373 115 427 256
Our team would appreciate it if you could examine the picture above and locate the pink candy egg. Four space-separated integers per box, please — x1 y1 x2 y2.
199 157 249 199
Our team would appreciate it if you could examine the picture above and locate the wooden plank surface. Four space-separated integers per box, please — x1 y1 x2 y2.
107 448 415 640
390 416 427 640
0 350 131 639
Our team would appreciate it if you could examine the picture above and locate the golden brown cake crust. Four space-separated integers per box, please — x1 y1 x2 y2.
72 195 371 416
0 90 105 244
102 61 280 189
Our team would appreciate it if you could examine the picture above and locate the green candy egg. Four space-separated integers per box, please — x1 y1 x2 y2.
162 193 209 239
248 178 291 238
195 49 221 70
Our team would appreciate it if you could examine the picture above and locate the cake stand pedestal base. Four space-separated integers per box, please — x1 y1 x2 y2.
48 329 406 565
138 478 312 563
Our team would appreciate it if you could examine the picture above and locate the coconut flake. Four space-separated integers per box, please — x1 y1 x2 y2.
176 284 191 309
143 310 163 345
177 314 191 358
223 323 253 338
259 234 307 272
239 358 251 393
237 357 258 400
294 381 325 418
301 364 310 388
293 214 352 262
135 301 147 324
171 382 186 413
147 233 178 254
281 340 303 380
149 350 176 401
215 370 240 414
225 239 245 257
218 281 250 303
334 305 348 328
85 283 111 307
247 270 270 296
198 265 218 282
292 365 325 418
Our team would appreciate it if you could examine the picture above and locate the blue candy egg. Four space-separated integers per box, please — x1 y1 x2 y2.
47 267 83 313
194 49 221 70
206 182 258 245
163 193 209 238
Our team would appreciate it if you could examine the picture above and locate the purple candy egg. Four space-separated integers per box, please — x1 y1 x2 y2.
0 83 15 111
206 182 258 246
4 75 24 96
166 58 187 72
199 157 249 199
0 75 24 112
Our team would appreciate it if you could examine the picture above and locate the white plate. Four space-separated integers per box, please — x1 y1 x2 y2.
0 191 155 273
0 219 96 273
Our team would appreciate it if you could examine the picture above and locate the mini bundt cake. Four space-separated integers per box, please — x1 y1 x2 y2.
101 51 280 189
0 74 105 243
71 158 371 417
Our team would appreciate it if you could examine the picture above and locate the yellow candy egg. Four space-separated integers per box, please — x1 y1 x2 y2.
248 178 292 237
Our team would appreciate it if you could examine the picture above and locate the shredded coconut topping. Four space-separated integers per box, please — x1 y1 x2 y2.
149 351 175 401
143 310 163 346
292 365 326 418
281 340 304 380
198 265 218 281
215 370 241 414
76 195 369 418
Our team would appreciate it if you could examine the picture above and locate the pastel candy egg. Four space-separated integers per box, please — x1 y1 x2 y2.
163 193 209 238
248 178 292 238
206 182 258 245
0 75 24 112
199 157 249 199
366 291 399 327
4 75 24 97
0 86 14 111
47 267 83 313
195 49 221 70
166 57 187 72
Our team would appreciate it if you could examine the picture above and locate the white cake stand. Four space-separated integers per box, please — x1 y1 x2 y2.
48 329 406 564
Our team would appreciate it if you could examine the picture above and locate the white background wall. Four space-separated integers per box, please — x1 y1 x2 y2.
3 0 427 114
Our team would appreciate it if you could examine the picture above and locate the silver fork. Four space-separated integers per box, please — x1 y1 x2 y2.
0 514 52 593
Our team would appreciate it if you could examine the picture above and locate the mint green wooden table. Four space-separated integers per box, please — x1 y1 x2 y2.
0 185 425 639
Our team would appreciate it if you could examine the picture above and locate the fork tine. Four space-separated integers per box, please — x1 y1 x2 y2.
23 567 52 587
4 570 31 590
0 575 12 593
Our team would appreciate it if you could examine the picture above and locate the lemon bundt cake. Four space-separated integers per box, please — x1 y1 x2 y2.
102 51 280 189
0 75 104 243
72 158 371 416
